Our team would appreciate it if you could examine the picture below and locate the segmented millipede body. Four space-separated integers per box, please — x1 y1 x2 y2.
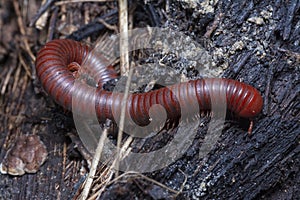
36 39 263 130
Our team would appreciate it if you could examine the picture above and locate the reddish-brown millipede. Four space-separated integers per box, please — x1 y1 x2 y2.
35 39 263 132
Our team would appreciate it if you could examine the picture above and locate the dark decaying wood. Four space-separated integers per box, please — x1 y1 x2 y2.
0 0 299 199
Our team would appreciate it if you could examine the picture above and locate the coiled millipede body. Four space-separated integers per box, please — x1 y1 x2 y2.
36 39 263 133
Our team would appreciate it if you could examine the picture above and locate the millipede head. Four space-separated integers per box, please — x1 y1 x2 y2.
238 90 263 118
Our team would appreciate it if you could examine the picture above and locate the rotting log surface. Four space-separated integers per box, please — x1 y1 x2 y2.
0 0 299 199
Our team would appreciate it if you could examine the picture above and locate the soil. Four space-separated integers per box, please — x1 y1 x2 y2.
0 0 299 199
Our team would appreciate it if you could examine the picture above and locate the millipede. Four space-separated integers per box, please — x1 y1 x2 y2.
35 39 263 133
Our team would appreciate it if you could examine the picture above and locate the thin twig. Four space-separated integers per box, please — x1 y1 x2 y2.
115 67 133 177
80 127 109 200
89 136 133 199
1 64 16 95
55 0 115 6
18 53 32 78
97 18 118 32
173 169 188 198
118 0 129 75
11 64 22 93
108 171 180 194
115 0 129 177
